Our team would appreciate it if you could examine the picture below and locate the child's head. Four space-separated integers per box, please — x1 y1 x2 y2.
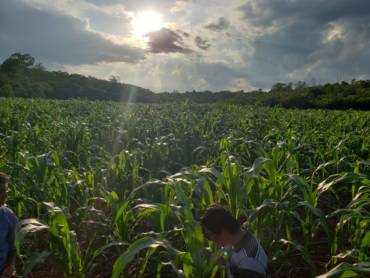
201 205 241 246
0 172 9 206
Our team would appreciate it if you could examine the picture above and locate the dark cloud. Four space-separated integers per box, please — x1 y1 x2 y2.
204 17 229 32
177 30 191 38
146 28 192 54
0 0 144 64
237 0 370 88
194 36 211 50
239 0 370 28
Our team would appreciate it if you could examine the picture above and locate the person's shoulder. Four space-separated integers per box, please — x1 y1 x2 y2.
0 206 16 214
0 206 18 222
234 230 259 256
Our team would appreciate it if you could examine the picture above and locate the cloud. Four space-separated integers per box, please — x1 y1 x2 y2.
81 4 133 36
190 62 249 91
236 0 370 87
204 17 230 32
239 0 370 29
194 36 211 50
0 0 144 64
177 30 191 38
298 17 370 81
85 0 176 14
63 56 253 93
2 0 370 92
146 28 192 54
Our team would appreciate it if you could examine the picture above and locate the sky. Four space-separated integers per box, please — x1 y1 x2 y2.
1 0 370 92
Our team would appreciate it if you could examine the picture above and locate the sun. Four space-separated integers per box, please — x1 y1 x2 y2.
131 11 164 38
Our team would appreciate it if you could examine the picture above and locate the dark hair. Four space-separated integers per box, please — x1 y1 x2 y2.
201 205 240 235
0 172 9 191
0 172 8 186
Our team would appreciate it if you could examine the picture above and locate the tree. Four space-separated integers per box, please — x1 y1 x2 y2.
1 53 35 73
109 75 120 83
0 83 14 97
295 81 307 90
270 82 292 93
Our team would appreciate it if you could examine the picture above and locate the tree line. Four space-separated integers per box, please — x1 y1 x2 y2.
1 53 369 110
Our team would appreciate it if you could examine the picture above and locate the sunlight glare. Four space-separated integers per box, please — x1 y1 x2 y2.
131 11 164 38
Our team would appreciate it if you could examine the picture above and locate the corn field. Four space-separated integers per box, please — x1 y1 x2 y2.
0 97 369 278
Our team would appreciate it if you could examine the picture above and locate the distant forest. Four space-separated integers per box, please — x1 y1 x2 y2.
1 53 369 110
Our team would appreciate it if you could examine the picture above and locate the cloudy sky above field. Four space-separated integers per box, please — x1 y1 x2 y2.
1 0 370 92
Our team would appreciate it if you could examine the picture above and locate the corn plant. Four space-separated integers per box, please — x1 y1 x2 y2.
0 97 368 277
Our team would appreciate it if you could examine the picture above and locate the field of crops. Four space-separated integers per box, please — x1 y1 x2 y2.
0 97 369 278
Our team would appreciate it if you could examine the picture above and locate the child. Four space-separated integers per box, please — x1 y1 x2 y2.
201 205 269 278
0 172 17 278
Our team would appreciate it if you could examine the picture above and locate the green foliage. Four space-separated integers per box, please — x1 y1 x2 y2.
0 98 369 277
316 262 370 278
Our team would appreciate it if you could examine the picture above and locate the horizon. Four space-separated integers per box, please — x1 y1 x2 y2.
1 0 370 93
